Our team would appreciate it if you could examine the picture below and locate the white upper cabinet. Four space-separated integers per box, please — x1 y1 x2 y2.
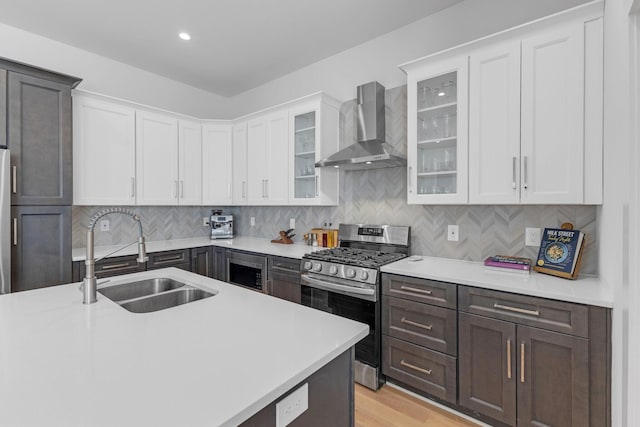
468 42 521 204
135 110 178 205
202 122 233 205
405 56 469 204
73 94 136 205
246 110 289 205
178 120 203 205
231 122 248 205
520 23 585 204
403 2 603 205
288 95 339 206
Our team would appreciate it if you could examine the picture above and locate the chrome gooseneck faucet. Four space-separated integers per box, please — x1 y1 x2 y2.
83 208 148 304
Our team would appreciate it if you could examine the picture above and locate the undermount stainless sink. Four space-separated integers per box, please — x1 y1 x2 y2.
98 278 186 302
98 278 217 313
120 288 215 314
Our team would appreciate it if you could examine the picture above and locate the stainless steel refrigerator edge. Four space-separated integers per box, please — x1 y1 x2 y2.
0 150 10 294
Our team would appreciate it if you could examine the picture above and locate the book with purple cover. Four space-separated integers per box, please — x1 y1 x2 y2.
484 257 531 271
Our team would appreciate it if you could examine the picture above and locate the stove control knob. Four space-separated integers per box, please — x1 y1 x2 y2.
303 261 313 271
360 270 369 280
346 268 356 278
329 266 338 275
313 262 323 272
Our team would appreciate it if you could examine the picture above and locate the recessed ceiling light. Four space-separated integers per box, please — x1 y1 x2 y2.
179 32 191 41
334 165 339 168
365 161 372 165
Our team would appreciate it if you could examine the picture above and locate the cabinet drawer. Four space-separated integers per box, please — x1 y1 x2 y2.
459 286 589 338
382 274 457 309
81 255 146 279
147 249 191 270
268 256 300 274
382 335 457 404
383 296 457 356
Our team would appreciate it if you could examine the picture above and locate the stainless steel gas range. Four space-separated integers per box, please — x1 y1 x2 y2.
300 224 410 390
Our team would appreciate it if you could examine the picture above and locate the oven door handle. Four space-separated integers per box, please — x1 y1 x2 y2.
301 275 375 296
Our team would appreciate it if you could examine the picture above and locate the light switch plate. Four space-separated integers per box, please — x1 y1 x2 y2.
100 219 110 232
203 217 209 227
290 218 295 229
525 227 541 246
250 217 256 227
276 383 308 427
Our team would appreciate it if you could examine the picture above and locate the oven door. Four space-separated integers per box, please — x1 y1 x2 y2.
301 273 378 368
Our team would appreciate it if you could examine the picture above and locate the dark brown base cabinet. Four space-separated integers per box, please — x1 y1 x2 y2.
11 205 71 292
381 274 611 427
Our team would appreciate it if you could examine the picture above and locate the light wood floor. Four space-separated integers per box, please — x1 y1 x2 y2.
355 384 479 427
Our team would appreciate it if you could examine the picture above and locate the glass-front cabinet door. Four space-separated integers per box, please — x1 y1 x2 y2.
288 94 339 206
293 111 317 200
404 56 468 204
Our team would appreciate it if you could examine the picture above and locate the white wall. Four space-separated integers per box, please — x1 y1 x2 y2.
227 0 590 116
600 0 638 425
0 22 231 118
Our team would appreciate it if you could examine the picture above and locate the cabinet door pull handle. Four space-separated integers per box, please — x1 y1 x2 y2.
180 180 184 198
265 179 269 198
520 342 525 383
13 218 17 246
401 317 433 331
507 339 512 379
512 157 517 190
400 360 431 375
315 175 319 197
493 303 540 316
399 285 432 295
242 181 246 199
523 156 528 189
228 183 231 199
262 179 266 198
12 166 16 194
408 166 412 193
174 180 179 198
131 177 135 199
101 262 130 270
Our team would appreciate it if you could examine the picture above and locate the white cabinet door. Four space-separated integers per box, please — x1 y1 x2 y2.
202 123 233 205
469 42 521 204
136 110 178 205
73 94 136 205
406 56 469 204
246 118 267 205
263 110 289 205
520 24 584 204
178 120 202 205
231 123 248 205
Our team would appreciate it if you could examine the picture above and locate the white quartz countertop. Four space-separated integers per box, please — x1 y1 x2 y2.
72 236 320 261
0 269 368 427
381 256 613 308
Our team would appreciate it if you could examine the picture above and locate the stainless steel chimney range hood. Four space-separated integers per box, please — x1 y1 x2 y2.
315 81 406 170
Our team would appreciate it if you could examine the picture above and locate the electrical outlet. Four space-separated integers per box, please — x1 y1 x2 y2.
100 219 110 232
276 383 308 427
525 227 541 246
290 218 295 229
447 225 459 242
203 217 209 227
250 217 256 227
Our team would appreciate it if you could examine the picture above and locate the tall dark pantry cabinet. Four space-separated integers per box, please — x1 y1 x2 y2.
1 58 81 292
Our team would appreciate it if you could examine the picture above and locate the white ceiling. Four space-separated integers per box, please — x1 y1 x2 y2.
0 0 462 97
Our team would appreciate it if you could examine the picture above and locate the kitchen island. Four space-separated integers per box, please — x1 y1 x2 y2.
0 268 368 426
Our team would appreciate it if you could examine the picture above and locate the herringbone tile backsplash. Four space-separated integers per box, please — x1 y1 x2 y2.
73 85 599 275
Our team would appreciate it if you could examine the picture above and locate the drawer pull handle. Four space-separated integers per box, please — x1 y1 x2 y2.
507 339 512 379
157 255 183 263
400 360 431 376
12 166 17 194
493 303 539 316
101 262 131 270
13 218 17 246
401 317 433 331
520 342 525 383
400 285 432 295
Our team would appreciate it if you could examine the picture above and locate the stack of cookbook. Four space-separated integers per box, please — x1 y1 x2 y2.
483 255 532 275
